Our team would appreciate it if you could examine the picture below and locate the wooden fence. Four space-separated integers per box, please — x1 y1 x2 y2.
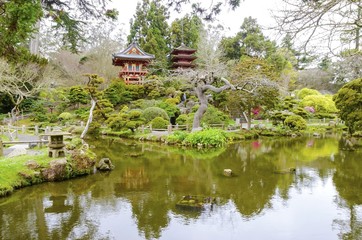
139 123 230 134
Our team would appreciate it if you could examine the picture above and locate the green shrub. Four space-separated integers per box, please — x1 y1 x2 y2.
270 111 292 125
315 112 335 119
157 101 180 118
141 107 169 123
30 101 48 122
284 115 307 131
58 112 73 121
131 99 158 109
166 131 189 144
165 98 179 105
88 121 102 136
150 117 169 129
297 88 321 99
293 107 309 118
106 108 144 133
183 129 227 147
47 114 58 123
176 114 187 125
66 137 83 150
202 106 231 125
299 94 337 113
74 107 89 119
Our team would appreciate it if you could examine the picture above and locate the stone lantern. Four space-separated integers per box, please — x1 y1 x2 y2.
44 128 71 158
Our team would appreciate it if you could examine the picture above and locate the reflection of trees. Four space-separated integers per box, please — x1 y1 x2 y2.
129 194 170 239
333 150 362 239
212 143 280 218
0 136 349 239
0 176 117 239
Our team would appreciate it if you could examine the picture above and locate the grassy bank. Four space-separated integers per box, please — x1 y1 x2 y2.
0 149 51 196
0 145 96 197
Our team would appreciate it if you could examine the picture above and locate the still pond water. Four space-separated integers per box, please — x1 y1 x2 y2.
1 135 362 240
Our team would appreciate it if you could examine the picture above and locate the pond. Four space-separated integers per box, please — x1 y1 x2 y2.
0 135 362 240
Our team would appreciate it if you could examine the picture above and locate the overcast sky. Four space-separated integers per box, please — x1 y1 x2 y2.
109 0 282 39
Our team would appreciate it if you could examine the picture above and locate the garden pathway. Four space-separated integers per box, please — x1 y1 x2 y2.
2 133 43 157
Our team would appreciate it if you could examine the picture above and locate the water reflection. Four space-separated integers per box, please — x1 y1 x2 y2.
0 136 361 239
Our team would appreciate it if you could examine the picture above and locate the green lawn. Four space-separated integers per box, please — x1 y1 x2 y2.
0 149 51 196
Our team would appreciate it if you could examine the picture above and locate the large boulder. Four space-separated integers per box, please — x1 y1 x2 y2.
96 158 114 171
7 145 27 157
41 158 68 181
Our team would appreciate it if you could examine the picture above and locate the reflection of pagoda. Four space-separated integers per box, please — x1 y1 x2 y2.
44 195 72 213
170 43 197 69
112 41 155 84
119 168 150 190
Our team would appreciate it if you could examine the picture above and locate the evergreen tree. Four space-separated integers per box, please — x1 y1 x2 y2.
128 0 170 73
170 14 203 49
220 17 276 61
0 0 117 60
238 17 276 59
0 0 43 63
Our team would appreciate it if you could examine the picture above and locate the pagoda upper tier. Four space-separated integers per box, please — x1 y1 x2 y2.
112 41 155 84
170 44 197 69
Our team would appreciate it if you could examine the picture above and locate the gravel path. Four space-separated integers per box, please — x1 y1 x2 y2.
2 133 45 157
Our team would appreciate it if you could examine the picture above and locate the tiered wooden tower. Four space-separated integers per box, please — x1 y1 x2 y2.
112 41 155 84
170 43 197 69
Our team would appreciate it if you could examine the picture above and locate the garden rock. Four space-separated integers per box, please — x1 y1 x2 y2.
25 160 39 169
41 158 68 181
223 169 233 177
97 158 114 171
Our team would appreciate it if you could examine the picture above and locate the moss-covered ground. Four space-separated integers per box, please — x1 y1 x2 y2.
0 148 51 197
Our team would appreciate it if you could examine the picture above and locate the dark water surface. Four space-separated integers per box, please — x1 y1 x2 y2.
1 135 362 240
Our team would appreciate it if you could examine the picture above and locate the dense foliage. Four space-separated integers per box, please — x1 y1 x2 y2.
284 115 307 131
333 78 362 134
183 129 227 147
141 107 170 123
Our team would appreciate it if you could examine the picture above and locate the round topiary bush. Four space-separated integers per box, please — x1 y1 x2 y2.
58 112 73 121
176 114 188 125
150 117 169 129
284 115 307 131
141 107 169 123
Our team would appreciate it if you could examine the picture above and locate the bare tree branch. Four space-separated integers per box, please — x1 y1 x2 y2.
273 0 361 53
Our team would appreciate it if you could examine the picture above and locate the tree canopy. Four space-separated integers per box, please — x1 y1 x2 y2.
170 14 203 49
128 0 170 73
0 0 117 61
0 0 43 62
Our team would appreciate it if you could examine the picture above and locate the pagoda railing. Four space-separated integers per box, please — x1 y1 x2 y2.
120 70 148 75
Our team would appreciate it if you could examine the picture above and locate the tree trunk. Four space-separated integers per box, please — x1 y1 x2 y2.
81 99 97 139
10 106 17 124
192 86 208 131
247 107 252 130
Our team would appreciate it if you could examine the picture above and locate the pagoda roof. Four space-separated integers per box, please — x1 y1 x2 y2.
112 41 155 64
172 62 196 68
171 54 197 61
170 43 197 54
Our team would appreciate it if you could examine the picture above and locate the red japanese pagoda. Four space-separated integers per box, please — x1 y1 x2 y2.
112 41 155 84
170 43 197 69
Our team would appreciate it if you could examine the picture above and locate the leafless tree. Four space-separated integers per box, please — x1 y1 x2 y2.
332 54 362 83
0 58 48 122
273 0 362 54
195 26 228 76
